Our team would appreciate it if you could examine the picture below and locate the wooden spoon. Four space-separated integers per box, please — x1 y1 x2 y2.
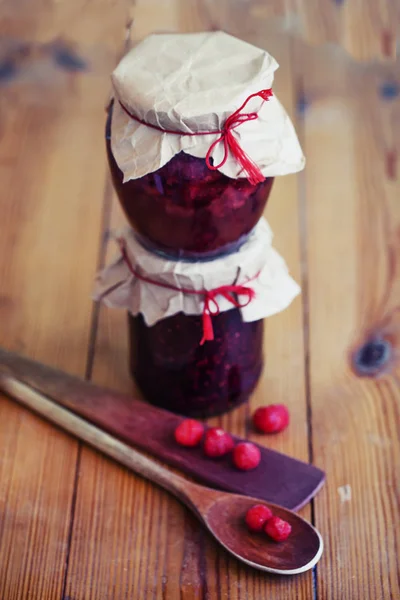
0 373 323 575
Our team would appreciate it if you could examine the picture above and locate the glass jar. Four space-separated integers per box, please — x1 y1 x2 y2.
128 309 264 418
106 106 274 260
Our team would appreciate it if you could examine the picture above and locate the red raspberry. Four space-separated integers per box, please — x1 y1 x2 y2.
203 427 234 458
174 419 204 447
264 516 292 542
245 504 273 532
253 404 290 434
232 442 261 470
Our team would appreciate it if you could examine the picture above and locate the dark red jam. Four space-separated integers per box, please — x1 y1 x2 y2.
106 107 274 260
128 309 263 418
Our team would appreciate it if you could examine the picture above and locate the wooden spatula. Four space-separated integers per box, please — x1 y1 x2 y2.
0 347 325 510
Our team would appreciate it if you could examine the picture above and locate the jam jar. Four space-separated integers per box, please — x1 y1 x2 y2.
93 219 300 419
106 107 274 261
108 32 305 259
128 309 264 418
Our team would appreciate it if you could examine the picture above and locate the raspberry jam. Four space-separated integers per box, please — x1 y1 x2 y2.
128 309 263 418
106 107 274 260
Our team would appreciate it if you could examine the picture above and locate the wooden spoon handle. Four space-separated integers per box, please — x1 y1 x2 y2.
0 373 195 503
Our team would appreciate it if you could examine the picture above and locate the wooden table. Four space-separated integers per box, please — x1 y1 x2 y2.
1 1 399 598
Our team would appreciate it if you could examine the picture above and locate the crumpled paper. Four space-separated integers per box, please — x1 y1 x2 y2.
93 218 300 326
111 31 305 181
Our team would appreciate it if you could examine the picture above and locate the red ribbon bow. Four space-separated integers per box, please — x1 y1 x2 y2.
199 285 256 345
118 242 257 345
205 89 273 185
119 88 273 186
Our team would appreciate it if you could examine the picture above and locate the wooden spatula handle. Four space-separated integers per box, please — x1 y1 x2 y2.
0 373 194 502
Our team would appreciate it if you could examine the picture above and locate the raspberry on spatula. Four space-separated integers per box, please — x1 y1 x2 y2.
253 404 289 434
174 419 204 447
204 427 234 458
232 442 261 470
264 516 292 542
245 504 273 532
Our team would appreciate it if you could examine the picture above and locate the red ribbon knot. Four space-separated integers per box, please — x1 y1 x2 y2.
119 87 273 186
118 241 257 345
204 89 273 185
200 285 256 345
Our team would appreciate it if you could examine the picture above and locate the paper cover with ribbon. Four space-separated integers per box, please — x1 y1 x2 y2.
111 31 305 183
93 218 300 341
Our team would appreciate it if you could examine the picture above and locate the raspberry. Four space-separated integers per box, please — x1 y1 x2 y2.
232 442 261 470
253 404 289 434
245 504 273 532
264 516 292 542
174 419 204 447
203 427 234 457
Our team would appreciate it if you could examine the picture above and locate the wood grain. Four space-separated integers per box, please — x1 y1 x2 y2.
298 38 400 599
341 0 397 61
202 0 397 61
0 0 127 597
0 0 399 598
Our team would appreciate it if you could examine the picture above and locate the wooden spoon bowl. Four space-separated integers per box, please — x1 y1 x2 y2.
204 494 322 574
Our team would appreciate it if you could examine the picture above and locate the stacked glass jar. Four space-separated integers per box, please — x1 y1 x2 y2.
95 32 305 418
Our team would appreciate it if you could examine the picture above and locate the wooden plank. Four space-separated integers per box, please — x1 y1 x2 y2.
289 0 397 62
63 4 206 597
202 0 395 62
341 0 396 61
298 37 400 599
291 0 341 49
0 1 127 597
296 0 397 61
64 4 313 599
